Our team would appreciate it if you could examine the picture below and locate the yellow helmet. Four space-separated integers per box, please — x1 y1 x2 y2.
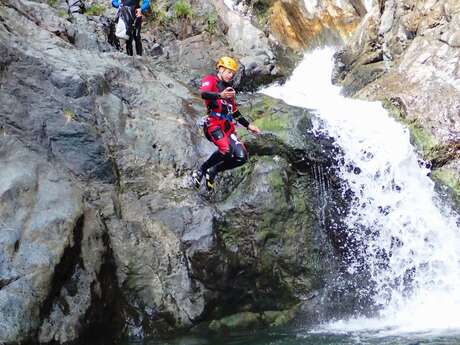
216 56 238 72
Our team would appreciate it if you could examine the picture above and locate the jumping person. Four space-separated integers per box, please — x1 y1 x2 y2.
112 0 150 56
193 56 261 191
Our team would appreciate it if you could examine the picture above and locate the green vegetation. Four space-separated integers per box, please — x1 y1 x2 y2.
205 12 218 34
173 0 193 19
409 121 439 156
85 4 106 16
57 9 69 18
250 0 272 29
243 95 277 121
252 0 272 14
63 109 76 123
383 98 439 158
253 115 289 140
241 96 290 141
432 167 460 207
255 12 269 28
47 0 58 8
151 6 170 26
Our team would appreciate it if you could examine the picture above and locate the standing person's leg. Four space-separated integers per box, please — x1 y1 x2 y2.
133 16 143 56
126 37 134 56
125 7 136 56
126 20 134 56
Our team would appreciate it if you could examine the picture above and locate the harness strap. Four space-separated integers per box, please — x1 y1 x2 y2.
210 111 233 122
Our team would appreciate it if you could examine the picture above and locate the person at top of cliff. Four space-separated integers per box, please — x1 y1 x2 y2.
112 0 150 56
192 56 261 191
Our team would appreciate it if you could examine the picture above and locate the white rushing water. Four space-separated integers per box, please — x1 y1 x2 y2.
363 0 374 12
262 48 460 335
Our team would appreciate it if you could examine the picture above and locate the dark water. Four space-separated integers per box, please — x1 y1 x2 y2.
140 327 460 345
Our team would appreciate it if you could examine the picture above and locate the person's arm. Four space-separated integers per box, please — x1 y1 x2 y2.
200 76 219 100
201 88 235 100
201 91 221 100
233 110 249 128
140 0 150 13
234 110 261 133
112 0 120 8
247 123 261 134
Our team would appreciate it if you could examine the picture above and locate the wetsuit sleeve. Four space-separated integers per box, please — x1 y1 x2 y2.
201 91 221 100
234 110 250 128
200 76 220 100
112 0 120 8
140 0 150 13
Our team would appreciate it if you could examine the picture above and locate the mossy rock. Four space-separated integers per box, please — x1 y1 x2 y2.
239 95 312 149
253 114 291 142
383 98 439 157
341 61 386 97
210 154 326 313
209 312 260 331
207 305 298 332
432 166 460 208
383 97 460 210
262 305 299 327
57 9 69 18
188 93 341 331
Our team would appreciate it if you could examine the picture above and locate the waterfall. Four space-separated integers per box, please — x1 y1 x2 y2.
363 0 373 12
303 0 319 14
262 48 460 335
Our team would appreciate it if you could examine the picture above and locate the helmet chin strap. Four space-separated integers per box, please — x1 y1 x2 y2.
217 68 223 80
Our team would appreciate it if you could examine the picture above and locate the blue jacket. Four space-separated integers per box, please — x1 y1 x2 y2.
112 0 150 13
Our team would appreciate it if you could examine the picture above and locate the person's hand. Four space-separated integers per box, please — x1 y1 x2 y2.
248 124 261 135
220 87 235 99
135 8 143 17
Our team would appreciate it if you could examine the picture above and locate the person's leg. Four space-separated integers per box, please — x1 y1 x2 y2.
204 133 247 191
192 149 225 188
208 133 248 178
126 36 134 56
200 125 231 172
193 124 231 189
124 7 136 56
134 16 142 56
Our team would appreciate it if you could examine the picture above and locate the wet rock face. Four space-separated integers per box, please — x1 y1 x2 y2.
183 96 346 325
0 0 348 342
333 0 460 208
0 138 84 343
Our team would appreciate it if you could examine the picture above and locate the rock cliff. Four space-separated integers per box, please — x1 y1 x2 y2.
333 0 460 208
0 0 354 342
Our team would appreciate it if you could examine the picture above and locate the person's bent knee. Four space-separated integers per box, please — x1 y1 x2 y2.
232 149 247 168
233 144 248 164
234 155 247 167
235 151 247 163
219 147 232 158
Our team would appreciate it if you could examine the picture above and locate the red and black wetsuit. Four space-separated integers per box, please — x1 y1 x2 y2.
198 74 250 178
